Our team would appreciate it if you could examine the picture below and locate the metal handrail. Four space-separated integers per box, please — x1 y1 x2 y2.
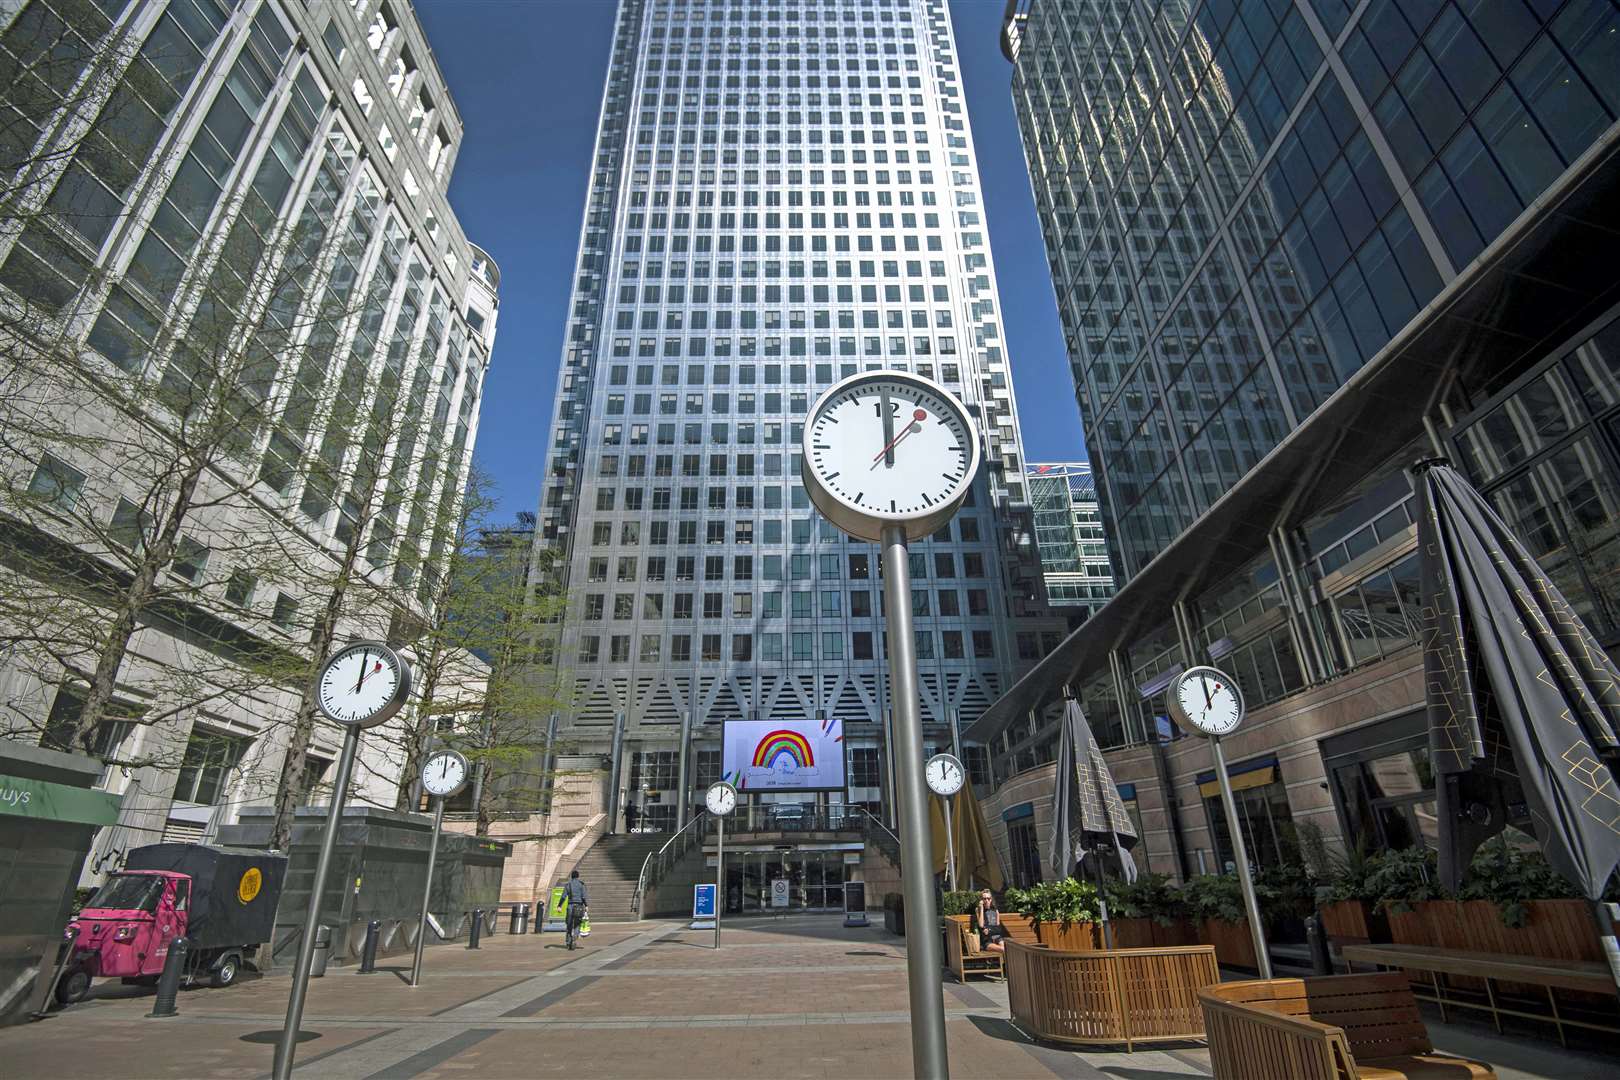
850 805 903 867
631 810 710 916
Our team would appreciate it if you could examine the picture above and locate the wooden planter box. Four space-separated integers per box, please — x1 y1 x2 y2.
1005 941 1219 1049
1034 920 1101 951
1110 916 1198 949
1318 900 1389 956
1197 917 1258 970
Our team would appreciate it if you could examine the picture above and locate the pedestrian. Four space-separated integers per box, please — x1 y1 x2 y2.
971 889 1008 953
563 869 588 950
624 801 639 833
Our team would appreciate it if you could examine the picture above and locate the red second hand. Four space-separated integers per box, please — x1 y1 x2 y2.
357 660 383 688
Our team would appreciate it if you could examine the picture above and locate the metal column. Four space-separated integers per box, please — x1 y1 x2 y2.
1209 735 1272 979
880 523 949 1080
676 709 694 831
606 711 626 833
409 797 446 987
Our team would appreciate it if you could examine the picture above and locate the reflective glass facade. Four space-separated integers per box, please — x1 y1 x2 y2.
1007 0 1620 580
534 0 1056 804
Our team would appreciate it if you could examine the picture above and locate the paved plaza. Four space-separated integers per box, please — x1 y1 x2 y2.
1 914 1612 1079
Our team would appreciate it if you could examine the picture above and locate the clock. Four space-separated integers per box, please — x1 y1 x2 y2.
705 781 737 817
315 641 412 728
802 370 982 542
1167 665 1246 738
924 752 965 797
420 749 470 799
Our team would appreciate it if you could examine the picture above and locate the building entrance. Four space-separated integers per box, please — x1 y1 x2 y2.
723 847 851 913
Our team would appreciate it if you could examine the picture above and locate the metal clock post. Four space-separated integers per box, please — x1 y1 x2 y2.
1168 665 1271 979
274 641 413 1080
705 782 736 949
803 370 981 1080
411 749 470 987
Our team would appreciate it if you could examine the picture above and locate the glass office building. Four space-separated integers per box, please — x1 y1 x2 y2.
531 0 1058 829
1026 462 1115 619
974 0 1620 883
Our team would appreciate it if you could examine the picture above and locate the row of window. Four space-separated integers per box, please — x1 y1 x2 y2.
581 549 990 582
580 586 996 621
577 627 997 665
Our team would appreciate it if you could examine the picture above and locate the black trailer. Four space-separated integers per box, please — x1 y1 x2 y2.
124 844 286 983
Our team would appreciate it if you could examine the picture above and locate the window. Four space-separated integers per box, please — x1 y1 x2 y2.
172 727 250 806
851 747 881 788
1202 770 1300 872
272 593 299 630
109 498 152 554
27 454 86 512
170 536 209 584
224 569 256 608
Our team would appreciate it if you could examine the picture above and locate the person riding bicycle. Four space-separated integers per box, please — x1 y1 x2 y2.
563 870 589 950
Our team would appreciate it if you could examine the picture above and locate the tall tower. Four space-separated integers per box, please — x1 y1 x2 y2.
533 0 1053 830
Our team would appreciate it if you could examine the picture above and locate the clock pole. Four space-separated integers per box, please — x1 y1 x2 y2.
273 723 363 1080
1208 734 1271 979
941 793 956 892
714 810 724 950
410 794 446 986
880 522 950 1080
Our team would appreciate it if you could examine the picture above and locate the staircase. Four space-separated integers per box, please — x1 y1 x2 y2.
567 833 669 922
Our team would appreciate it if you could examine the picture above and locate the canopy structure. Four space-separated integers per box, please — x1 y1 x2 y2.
929 774 1004 892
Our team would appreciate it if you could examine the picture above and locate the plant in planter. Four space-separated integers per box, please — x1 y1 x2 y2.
1020 878 1102 950
1002 885 1032 914
1181 873 1258 967
1457 840 1580 928
939 890 983 917
1103 873 1188 925
1365 846 1449 914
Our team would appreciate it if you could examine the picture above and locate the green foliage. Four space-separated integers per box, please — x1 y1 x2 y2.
1102 872 1188 925
1299 822 1380 904
1002 885 1031 914
1257 863 1318 923
939 890 982 917
1019 878 1101 926
1457 839 1580 927
1181 874 1249 924
1365 846 1447 913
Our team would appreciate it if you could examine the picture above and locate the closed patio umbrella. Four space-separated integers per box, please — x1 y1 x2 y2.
1049 697 1139 894
929 774 1004 892
1414 458 1620 987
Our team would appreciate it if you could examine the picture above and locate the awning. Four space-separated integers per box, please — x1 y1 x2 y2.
1002 802 1034 823
1195 755 1280 799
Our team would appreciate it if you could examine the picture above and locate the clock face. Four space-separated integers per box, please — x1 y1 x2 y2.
421 751 469 797
1170 666 1246 738
924 753 965 796
316 642 411 728
705 782 737 817
803 371 981 542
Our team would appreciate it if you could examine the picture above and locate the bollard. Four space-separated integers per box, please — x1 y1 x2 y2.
311 925 332 979
467 908 484 950
1305 914 1333 976
148 937 189 1018
358 919 381 974
511 902 530 935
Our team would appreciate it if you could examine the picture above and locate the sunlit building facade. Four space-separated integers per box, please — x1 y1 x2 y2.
1026 462 1114 619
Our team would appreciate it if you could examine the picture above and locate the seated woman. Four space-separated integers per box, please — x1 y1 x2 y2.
970 889 1009 953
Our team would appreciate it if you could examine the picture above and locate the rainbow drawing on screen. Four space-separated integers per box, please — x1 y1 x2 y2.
752 729 814 770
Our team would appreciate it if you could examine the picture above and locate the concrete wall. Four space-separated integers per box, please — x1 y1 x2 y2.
447 754 608 903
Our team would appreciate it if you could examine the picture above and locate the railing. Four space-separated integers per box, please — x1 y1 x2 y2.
631 810 709 917
850 805 903 867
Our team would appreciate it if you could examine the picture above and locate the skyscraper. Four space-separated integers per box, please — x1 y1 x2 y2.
532 0 1055 839
974 0 1620 883
1025 462 1114 620
0 0 496 851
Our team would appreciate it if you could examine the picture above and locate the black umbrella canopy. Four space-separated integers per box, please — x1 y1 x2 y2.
1415 459 1620 900
1048 698 1139 884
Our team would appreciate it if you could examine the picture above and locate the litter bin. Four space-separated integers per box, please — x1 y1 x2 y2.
511 903 531 934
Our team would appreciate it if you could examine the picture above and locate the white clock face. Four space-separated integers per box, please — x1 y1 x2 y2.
705 782 737 817
421 752 468 797
804 372 978 538
924 753 965 796
1172 667 1245 737
317 643 409 728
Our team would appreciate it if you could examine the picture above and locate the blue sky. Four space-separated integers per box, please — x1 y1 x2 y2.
416 0 1082 523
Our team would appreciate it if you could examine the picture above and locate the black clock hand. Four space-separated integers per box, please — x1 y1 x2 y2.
354 652 368 695
1203 677 1213 713
880 390 895 467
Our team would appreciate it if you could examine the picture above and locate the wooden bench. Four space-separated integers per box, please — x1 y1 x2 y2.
945 914 1003 982
1200 973 1495 1080
1006 940 1219 1049
1341 942 1619 1047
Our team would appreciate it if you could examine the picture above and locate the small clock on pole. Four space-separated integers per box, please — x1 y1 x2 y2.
1166 665 1270 978
705 782 737 948
802 370 979 1080
410 748 469 987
